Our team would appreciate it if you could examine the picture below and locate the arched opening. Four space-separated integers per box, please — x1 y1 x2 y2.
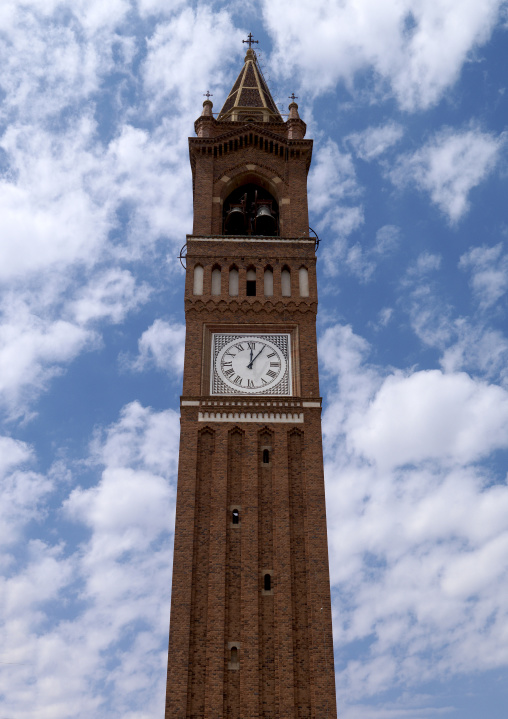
246 267 256 296
211 265 221 296
193 264 203 295
230 646 238 663
299 266 309 297
229 265 239 296
232 508 239 524
264 573 272 592
262 449 270 464
223 183 279 237
281 266 291 297
264 266 273 297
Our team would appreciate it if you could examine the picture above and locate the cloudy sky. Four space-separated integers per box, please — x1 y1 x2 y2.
1 1 508 717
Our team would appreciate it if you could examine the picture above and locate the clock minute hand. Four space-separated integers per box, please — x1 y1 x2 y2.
247 345 264 369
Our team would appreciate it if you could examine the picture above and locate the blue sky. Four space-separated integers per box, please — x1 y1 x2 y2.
1 1 508 717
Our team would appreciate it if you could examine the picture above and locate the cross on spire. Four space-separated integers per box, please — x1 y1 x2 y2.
203 91 213 99
243 33 258 49
289 93 298 101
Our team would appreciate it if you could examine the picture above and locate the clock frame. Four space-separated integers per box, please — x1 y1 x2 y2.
201 324 299 397
211 333 291 396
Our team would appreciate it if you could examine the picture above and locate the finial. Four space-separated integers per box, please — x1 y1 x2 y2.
201 91 213 118
289 93 298 101
242 32 259 49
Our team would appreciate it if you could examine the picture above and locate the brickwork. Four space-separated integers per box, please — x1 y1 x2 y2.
165 57 336 719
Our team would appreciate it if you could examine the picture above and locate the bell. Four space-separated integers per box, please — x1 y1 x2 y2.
225 205 247 234
254 204 277 236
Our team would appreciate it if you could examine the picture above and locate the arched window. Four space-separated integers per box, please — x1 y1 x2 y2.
299 266 309 297
264 267 273 297
281 266 291 297
230 646 238 663
264 573 272 592
223 183 279 236
232 509 239 525
211 266 221 296
262 449 269 464
193 264 204 295
229 266 239 296
246 267 256 296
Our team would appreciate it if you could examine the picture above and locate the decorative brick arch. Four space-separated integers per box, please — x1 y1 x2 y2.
217 167 285 204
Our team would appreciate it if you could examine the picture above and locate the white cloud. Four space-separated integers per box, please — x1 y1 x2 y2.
390 127 504 223
0 402 179 719
441 320 508 386
0 436 53 548
264 0 506 110
129 319 186 376
344 225 402 282
308 138 364 273
373 225 401 255
459 242 508 309
347 123 404 161
70 269 151 325
142 6 243 115
0 297 95 415
319 322 508 703
349 369 508 469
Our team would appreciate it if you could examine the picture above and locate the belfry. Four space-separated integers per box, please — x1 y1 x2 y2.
165 42 337 719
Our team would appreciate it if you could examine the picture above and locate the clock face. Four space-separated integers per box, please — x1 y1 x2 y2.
211 334 291 395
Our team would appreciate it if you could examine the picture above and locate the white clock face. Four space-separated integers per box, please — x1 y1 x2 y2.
211 334 291 395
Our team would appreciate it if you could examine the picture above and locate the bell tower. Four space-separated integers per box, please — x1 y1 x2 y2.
165 42 337 719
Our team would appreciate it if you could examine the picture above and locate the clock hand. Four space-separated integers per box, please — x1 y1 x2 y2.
247 345 264 369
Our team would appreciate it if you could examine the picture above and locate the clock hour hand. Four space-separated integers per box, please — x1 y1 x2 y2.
247 345 264 369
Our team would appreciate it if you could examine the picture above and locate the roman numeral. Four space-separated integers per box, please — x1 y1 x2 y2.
223 361 232 367
260 378 268 385
225 351 236 358
247 379 254 388
266 370 277 379
233 343 244 351
270 362 280 367
224 368 234 377
233 376 243 386
267 352 276 358
247 342 256 350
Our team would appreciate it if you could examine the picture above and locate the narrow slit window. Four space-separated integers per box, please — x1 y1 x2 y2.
281 267 291 297
211 267 221 296
264 573 271 592
262 449 269 464
246 268 256 296
299 266 309 297
230 647 238 663
232 509 239 524
193 265 204 295
229 267 239 296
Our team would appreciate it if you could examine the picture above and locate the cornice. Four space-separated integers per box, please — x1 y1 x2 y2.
185 298 318 315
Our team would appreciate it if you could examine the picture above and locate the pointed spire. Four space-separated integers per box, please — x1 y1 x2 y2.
218 43 282 123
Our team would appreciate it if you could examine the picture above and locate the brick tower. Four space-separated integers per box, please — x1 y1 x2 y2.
165 44 337 719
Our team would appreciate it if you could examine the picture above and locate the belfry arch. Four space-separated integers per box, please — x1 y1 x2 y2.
223 181 279 236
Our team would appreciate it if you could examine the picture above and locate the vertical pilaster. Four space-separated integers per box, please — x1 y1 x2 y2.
204 426 227 719
241 426 260 718
272 426 295 719
188 427 215 718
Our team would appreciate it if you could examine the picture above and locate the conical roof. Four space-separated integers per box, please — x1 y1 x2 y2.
218 48 283 123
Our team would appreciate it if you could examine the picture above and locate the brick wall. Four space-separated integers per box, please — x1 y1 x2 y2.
165 114 337 719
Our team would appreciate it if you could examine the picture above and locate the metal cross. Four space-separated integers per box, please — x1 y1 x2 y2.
243 33 259 49
289 93 298 101
203 91 213 99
